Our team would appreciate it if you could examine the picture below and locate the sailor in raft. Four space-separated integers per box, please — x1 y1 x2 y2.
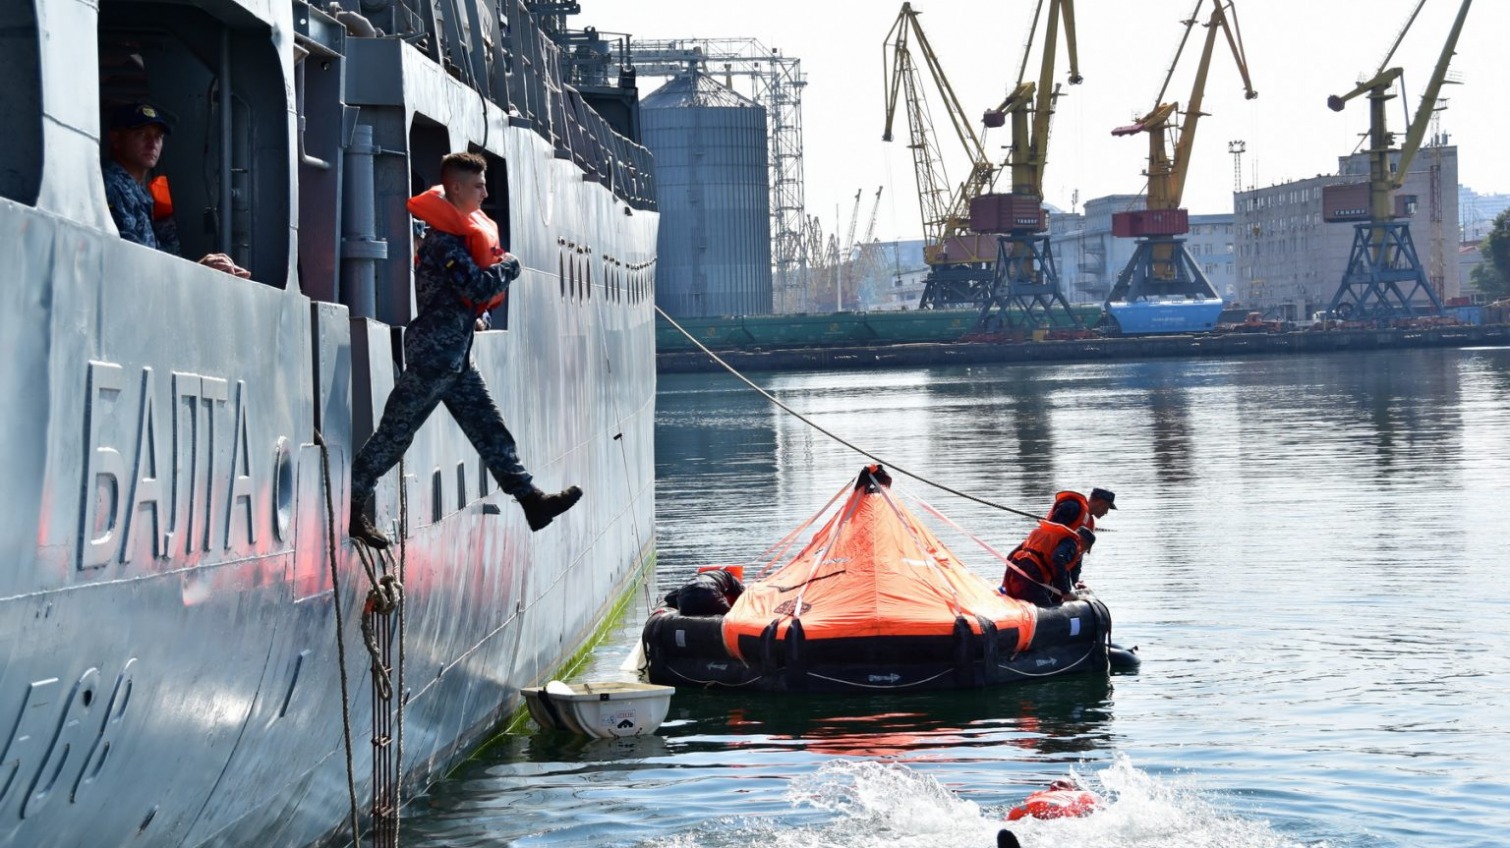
348 151 582 548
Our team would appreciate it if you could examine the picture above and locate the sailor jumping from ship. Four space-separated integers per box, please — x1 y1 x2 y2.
348 151 581 548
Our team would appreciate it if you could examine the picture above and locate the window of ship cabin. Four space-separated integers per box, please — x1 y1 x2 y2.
0 2 42 206
98 1 290 285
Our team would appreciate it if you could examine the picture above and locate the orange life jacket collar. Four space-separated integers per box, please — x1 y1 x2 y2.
1050 490 1094 530
148 175 174 220
406 186 503 270
407 186 507 314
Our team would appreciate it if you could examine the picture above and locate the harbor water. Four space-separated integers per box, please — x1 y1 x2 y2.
405 346 1510 848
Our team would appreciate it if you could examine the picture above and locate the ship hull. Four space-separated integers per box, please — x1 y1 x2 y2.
0 3 657 845
1104 299 1225 335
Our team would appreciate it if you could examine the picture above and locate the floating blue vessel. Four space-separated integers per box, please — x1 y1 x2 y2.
1102 298 1224 335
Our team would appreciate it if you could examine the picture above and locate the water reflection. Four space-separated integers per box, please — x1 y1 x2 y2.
663 675 1116 760
1147 387 1194 486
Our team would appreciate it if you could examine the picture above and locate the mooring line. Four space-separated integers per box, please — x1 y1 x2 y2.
654 305 1041 520
313 429 363 847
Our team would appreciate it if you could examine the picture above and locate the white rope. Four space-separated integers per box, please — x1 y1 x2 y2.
656 305 1041 520
791 484 865 622
803 668 954 690
749 479 852 581
913 496 1068 601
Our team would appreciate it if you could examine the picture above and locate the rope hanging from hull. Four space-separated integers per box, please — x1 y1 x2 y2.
316 429 409 847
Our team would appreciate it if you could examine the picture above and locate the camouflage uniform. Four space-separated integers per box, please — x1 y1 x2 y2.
102 161 181 255
350 229 529 508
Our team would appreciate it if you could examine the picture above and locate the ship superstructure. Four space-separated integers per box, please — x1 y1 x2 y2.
0 1 656 845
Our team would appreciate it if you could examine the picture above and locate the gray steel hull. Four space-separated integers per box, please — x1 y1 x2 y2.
0 4 657 845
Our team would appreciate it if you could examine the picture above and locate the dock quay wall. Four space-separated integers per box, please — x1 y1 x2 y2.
657 325 1510 374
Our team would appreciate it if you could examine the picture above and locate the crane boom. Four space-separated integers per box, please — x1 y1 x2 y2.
1113 0 1255 213
1327 0 1472 221
988 0 1081 206
843 188 863 261
862 186 884 248
882 2 997 265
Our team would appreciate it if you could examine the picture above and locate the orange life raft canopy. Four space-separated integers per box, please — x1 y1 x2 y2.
721 465 1038 660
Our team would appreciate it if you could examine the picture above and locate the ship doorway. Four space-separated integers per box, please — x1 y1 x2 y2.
405 119 513 330
0 3 42 207
467 145 513 261
98 1 290 286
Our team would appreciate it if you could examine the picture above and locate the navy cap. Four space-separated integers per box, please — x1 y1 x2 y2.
110 102 171 134
1090 487 1117 509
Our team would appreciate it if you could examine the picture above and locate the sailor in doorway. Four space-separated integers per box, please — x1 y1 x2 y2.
348 152 581 548
102 102 249 278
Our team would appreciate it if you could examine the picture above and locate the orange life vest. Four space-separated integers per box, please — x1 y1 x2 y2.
406 186 507 312
1012 520 1081 575
1049 490 1094 531
1006 787 1101 822
148 175 173 220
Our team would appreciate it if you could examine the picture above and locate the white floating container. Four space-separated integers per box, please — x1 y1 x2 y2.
521 681 675 738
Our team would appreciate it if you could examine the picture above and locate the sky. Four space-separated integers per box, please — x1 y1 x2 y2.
586 0 1507 243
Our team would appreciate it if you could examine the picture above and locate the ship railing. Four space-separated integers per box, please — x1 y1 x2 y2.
326 0 654 210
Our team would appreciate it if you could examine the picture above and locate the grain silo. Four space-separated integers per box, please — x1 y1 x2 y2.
641 70 773 318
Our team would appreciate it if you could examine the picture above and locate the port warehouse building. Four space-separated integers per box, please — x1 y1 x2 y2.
1050 197 1239 306
1235 145 1463 319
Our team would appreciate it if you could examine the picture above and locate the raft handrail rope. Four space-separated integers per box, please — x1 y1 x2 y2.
871 477 965 618
912 496 1067 601
654 305 1040 521
313 428 363 848
792 484 863 622
749 480 852 581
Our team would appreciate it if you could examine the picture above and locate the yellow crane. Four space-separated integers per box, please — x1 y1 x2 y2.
1323 0 1472 320
1102 0 1256 335
882 2 1001 307
1115 0 1255 216
971 0 1084 333
881 3 993 263
887 2 1032 306
982 0 1082 226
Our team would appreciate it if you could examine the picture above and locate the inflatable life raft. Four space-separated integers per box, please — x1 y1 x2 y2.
641 466 1118 694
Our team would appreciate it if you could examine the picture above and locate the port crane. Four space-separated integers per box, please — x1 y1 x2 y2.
1103 0 1256 335
1323 0 1472 321
844 186 886 307
971 0 1084 333
882 3 1003 309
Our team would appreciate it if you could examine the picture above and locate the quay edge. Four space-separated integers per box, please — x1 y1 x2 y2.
656 325 1510 374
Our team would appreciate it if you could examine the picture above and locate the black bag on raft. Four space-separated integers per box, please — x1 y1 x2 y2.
663 569 745 616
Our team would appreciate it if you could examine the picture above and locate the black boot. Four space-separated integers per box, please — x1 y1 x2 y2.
517 485 583 532
348 499 390 549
